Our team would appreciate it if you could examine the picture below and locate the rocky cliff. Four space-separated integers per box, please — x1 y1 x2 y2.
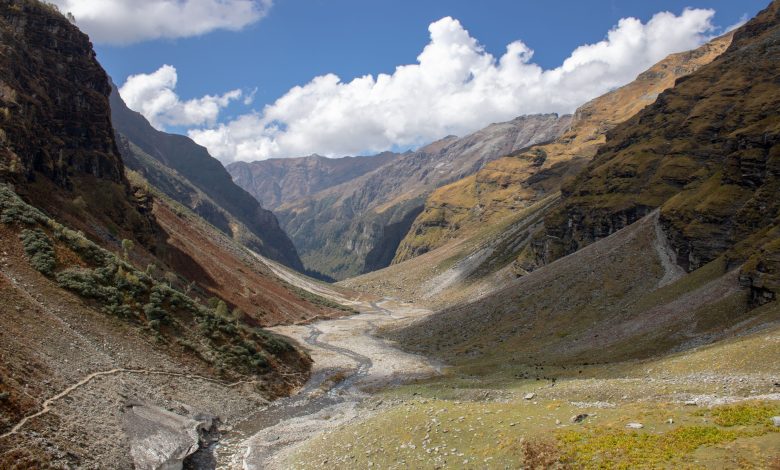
275 113 571 279
110 88 305 271
393 32 733 264
539 1 780 303
0 0 157 249
227 152 398 209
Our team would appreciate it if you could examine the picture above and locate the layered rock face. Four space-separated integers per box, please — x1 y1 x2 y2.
227 152 399 209
393 32 733 264
540 1 780 302
274 113 571 279
110 87 305 271
0 0 122 187
0 0 161 250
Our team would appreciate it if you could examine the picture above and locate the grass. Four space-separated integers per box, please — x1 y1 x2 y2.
702 402 780 427
288 376 780 470
557 425 741 469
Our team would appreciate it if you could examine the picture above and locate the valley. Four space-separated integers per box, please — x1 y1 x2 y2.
0 0 778 468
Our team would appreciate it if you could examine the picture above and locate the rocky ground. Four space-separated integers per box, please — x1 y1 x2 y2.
213 285 440 469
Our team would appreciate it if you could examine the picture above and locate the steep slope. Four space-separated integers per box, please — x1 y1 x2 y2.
227 152 398 209
388 2 780 366
126 168 354 326
0 2 347 466
539 1 780 304
343 33 733 309
394 32 733 263
0 0 156 252
276 113 571 279
109 88 304 271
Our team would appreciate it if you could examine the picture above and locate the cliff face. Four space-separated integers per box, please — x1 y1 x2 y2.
275 114 571 279
0 0 121 187
227 152 399 210
540 1 780 302
0 0 162 251
393 32 733 264
109 87 305 271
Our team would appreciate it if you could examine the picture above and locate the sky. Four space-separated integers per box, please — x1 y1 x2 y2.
51 0 768 163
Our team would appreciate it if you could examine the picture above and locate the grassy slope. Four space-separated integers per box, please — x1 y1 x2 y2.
540 2 780 302
393 33 734 265
319 209 779 468
288 313 779 469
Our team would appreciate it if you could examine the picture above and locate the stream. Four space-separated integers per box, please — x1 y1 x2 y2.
214 296 438 469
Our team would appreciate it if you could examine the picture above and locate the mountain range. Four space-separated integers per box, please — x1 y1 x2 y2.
0 0 778 468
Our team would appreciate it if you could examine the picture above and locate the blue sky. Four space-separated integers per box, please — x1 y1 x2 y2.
96 1 761 105
56 0 768 161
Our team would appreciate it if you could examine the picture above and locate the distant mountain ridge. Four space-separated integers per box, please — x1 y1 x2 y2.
235 113 571 280
227 152 399 209
109 87 305 271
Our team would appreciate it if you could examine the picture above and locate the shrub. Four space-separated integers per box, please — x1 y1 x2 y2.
19 229 56 275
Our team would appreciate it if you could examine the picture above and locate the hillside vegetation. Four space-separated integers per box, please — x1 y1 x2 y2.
539 2 780 306
393 32 733 266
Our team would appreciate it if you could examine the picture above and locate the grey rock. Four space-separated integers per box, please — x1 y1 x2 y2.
122 402 215 470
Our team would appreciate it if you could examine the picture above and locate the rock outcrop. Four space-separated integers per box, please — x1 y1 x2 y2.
0 0 156 248
539 1 780 302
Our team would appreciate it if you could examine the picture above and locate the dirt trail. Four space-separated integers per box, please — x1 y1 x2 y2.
0 368 258 441
215 260 439 469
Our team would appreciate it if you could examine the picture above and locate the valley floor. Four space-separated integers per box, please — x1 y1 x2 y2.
212 259 780 469
215 262 440 469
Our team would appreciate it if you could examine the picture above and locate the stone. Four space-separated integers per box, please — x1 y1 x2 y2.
772 416 780 427
626 422 644 429
571 413 589 423
523 393 536 400
122 402 215 470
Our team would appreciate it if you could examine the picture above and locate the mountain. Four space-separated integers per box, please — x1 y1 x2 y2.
0 2 348 467
0 0 156 251
538 1 780 304
272 114 572 279
109 88 304 271
393 32 734 264
227 152 399 209
386 1 780 366
343 32 734 309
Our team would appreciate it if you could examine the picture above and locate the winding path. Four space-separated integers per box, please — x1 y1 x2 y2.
0 368 256 440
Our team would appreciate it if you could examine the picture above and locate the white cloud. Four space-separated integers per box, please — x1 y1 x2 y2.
119 65 242 129
50 0 272 45
186 9 716 163
724 13 749 33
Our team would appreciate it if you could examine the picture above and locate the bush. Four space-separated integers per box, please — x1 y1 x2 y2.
19 229 56 275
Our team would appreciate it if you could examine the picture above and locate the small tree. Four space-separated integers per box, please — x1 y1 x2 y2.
232 308 243 321
121 239 134 260
215 300 229 318
145 263 157 277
